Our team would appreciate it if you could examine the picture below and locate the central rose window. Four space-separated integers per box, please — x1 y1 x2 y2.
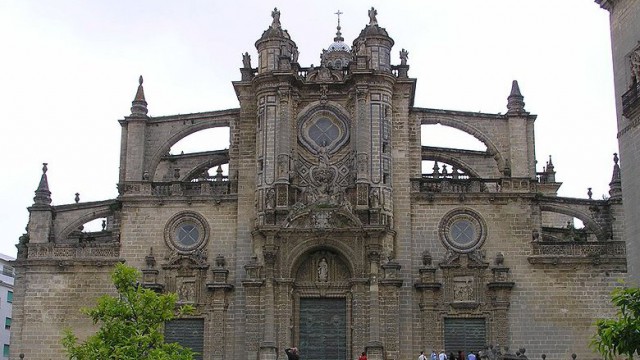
309 117 340 147
298 105 349 155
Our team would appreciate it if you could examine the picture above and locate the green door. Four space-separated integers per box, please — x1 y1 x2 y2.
299 298 347 360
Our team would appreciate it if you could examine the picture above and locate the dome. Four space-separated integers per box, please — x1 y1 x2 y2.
327 41 350 53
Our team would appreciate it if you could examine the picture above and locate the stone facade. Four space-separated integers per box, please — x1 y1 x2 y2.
596 0 640 283
11 7 627 360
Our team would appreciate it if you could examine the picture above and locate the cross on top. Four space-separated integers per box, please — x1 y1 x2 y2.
335 10 343 27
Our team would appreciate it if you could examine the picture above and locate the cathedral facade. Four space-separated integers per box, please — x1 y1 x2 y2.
12 7 627 360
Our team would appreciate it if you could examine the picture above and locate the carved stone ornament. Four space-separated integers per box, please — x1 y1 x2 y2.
631 46 640 85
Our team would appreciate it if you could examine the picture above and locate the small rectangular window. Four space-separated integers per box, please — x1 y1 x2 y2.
3 344 8 357
4 318 10 330
6 292 12 304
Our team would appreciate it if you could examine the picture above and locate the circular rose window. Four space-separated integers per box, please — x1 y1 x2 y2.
298 105 349 155
164 211 209 254
439 209 486 253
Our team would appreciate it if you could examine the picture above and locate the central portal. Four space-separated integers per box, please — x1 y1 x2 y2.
299 298 347 360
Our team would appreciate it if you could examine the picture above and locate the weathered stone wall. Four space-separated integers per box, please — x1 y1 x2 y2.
11 266 114 359
410 196 622 359
603 0 640 282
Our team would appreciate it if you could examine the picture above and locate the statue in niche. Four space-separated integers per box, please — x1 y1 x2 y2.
265 188 275 209
242 52 251 69
318 257 328 282
369 188 380 208
292 47 299 63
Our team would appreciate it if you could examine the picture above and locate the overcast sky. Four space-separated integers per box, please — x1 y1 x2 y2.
0 1 616 258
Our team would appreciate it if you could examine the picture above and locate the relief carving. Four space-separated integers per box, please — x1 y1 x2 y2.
453 276 475 302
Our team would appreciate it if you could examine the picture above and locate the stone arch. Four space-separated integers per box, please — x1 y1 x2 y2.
421 150 483 178
57 206 117 241
285 236 358 280
540 204 608 241
147 122 231 182
181 150 230 181
420 117 506 172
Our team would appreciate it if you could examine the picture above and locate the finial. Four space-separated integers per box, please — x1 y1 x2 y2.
75 192 80 203
609 152 622 200
130 75 148 116
545 155 556 182
145 247 156 268
432 161 440 178
33 162 52 206
334 10 344 42
506 80 526 115
587 188 593 199
368 7 378 26
271 7 281 29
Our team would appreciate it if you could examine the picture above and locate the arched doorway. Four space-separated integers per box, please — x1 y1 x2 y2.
292 249 353 360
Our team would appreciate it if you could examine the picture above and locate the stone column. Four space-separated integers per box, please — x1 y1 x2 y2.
366 243 384 360
259 242 278 360
414 256 442 351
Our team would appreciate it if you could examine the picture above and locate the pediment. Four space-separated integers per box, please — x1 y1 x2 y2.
284 204 362 230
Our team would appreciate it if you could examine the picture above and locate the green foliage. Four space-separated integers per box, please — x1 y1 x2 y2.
62 263 196 360
591 285 640 360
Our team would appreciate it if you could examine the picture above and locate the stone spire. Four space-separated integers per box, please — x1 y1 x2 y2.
506 80 526 115
33 163 52 206
545 155 556 183
130 75 148 116
609 153 622 200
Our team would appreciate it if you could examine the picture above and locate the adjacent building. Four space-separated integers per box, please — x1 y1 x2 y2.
11 7 627 360
0 254 15 360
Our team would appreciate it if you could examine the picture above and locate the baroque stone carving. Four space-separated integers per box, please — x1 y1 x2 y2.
631 47 640 84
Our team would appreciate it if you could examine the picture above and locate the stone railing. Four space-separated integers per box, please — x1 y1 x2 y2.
528 241 626 267
118 179 237 197
411 177 500 194
25 242 120 261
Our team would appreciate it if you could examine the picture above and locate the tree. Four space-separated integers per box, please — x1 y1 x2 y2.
62 263 195 360
591 285 640 360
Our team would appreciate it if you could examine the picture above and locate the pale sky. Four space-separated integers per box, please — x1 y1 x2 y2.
0 1 616 258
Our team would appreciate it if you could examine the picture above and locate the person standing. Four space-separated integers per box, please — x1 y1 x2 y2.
431 350 438 360
419 351 428 360
285 347 299 360
467 352 477 360
359 351 368 360
439 350 448 360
